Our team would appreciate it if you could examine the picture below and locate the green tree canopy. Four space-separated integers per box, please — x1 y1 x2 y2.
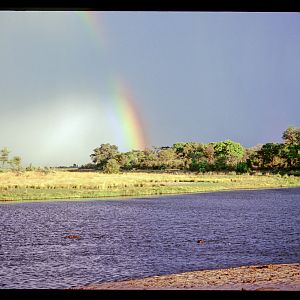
158 148 179 169
213 140 245 169
282 126 300 145
255 143 286 170
90 143 119 170
88 127 299 174
103 158 120 174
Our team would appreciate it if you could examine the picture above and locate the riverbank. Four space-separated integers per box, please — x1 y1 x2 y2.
75 263 300 290
0 171 299 201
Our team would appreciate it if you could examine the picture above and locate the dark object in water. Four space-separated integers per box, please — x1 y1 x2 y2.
64 235 81 239
197 239 205 244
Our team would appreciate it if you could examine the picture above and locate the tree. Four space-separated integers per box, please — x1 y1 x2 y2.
190 160 209 172
256 143 285 170
203 144 215 164
90 143 119 170
191 143 216 172
172 142 186 156
116 151 140 170
213 140 245 170
10 156 22 171
235 162 250 173
116 152 132 170
103 159 120 174
172 142 203 169
140 148 159 169
158 148 179 169
0 147 10 168
279 144 300 170
282 126 300 145
245 145 263 171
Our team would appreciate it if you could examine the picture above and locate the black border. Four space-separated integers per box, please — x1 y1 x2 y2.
0 0 299 296
0 289 296 299
0 0 299 12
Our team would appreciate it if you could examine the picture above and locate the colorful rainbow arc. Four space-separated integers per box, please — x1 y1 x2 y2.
78 10 149 151
113 81 148 151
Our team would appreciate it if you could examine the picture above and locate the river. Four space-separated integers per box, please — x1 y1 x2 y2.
0 187 299 289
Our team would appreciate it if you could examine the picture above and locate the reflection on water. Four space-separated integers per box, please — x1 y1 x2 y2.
0 188 299 289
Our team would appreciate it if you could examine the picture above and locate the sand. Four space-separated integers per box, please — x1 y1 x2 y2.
75 263 300 291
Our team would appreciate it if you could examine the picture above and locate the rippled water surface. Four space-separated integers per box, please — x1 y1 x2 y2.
0 188 299 289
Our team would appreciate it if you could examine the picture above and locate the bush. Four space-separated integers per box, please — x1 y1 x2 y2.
103 159 120 174
79 163 96 170
189 160 209 172
25 163 36 171
235 162 249 173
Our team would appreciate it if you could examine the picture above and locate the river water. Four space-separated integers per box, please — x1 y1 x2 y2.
0 188 299 289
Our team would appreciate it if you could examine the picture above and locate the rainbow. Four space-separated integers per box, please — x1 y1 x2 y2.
111 80 148 151
77 11 149 151
76 11 107 48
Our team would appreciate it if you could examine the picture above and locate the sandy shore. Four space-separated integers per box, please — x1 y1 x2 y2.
75 263 300 291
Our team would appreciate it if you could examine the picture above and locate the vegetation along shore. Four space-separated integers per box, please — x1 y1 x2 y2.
0 126 299 202
0 171 299 202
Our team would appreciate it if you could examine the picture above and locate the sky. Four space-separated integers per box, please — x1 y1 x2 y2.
0 11 299 166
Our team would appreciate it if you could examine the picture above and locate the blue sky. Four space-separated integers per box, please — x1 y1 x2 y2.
0 11 299 166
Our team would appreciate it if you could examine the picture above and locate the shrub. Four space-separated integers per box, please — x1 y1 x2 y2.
235 162 249 173
25 163 36 171
103 159 120 174
189 160 209 172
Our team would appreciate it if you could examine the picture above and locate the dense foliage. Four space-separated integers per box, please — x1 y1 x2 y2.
88 127 300 174
1 126 299 175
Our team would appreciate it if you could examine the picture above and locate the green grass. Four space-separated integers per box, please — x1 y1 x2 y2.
0 170 299 202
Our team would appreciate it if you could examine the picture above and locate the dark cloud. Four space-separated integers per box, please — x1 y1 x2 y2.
0 12 299 166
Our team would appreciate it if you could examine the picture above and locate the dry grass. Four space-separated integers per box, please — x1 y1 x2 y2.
0 170 299 201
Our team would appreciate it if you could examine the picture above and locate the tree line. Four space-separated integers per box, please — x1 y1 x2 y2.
87 126 300 174
1 126 299 174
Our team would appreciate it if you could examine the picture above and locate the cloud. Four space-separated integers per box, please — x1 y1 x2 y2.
0 94 108 166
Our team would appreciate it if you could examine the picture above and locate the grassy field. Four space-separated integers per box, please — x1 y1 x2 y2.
0 170 299 202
